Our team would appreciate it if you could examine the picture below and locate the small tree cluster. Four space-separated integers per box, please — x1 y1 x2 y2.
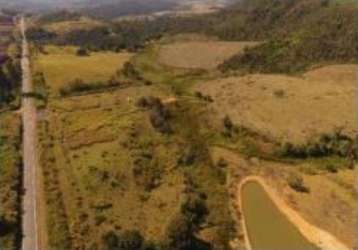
136 96 172 134
281 132 356 159
102 230 159 250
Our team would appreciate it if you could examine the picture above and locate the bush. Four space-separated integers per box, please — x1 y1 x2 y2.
164 214 195 250
181 193 208 227
216 158 228 168
136 96 162 109
273 89 285 98
76 48 89 56
280 132 356 160
133 155 162 192
325 164 338 173
0 217 12 236
59 78 123 96
102 230 149 250
287 174 309 193
177 146 198 166
118 230 144 250
122 62 143 80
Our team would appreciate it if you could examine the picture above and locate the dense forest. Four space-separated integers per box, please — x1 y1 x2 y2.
218 0 358 73
27 0 358 73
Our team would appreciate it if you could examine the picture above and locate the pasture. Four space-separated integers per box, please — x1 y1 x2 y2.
34 46 133 95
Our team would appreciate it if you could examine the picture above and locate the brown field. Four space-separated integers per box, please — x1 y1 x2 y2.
194 64 357 143
158 41 259 70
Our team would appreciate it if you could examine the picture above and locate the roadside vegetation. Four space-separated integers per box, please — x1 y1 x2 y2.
0 113 22 250
0 15 22 250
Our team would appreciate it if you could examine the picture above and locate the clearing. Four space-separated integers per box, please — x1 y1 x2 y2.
158 41 259 70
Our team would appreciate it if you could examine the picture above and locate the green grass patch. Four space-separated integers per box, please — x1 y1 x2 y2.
34 45 133 96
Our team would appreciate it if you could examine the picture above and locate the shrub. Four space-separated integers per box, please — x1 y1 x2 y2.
181 193 208 227
164 214 195 250
223 115 234 131
273 89 285 98
325 164 338 173
76 47 89 56
216 158 228 168
102 230 146 250
136 96 172 134
0 217 12 236
119 230 144 250
59 78 123 96
133 156 162 192
194 91 214 102
177 146 198 166
136 96 162 109
280 132 356 160
287 174 309 193
122 62 143 80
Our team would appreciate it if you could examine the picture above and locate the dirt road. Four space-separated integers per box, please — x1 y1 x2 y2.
20 16 39 250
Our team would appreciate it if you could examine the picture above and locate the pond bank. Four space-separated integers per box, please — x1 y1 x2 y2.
237 176 351 250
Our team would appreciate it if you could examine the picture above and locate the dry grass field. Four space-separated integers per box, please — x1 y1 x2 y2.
43 17 104 34
34 46 133 95
158 41 259 70
194 64 357 143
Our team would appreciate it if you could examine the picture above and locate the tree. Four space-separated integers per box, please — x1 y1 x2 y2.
118 230 144 250
181 193 208 227
102 230 145 250
0 216 11 236
164 214 195 250
102 231 119 250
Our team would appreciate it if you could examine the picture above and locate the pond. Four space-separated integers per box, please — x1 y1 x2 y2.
241 181 320 250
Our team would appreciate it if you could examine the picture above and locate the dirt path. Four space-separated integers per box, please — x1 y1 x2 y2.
20 16 39 250
238 176 351 250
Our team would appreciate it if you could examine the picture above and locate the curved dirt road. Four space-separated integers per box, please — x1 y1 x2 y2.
21 16 39 250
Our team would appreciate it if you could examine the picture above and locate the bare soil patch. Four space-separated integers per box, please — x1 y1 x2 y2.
195 64 357 143
158 41 259 70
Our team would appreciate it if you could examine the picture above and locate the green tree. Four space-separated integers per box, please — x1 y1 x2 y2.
164 214 195 250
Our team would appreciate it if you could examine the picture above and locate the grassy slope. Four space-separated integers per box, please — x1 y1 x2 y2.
0 112 22 250
35 44 236 250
